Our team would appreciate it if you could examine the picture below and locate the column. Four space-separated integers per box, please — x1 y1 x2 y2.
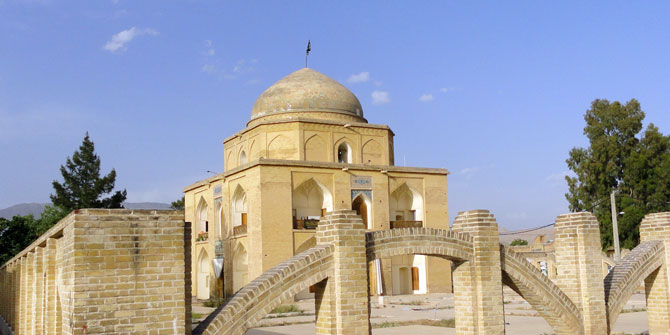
554 212 607 335
314 210 370 335
32 247 44 335
640 212 670 335
451 210 505 335
45 238 58 335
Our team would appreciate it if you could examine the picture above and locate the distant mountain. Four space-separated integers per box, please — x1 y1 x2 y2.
0 202 172 219
122 202 172 210
0 203 47 219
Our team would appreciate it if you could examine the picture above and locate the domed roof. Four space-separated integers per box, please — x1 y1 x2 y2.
251 68 364 121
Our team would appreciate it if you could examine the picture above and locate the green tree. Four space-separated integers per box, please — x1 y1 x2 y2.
510 239 528 246
170 196 185 210
33 204 70 236
566 99 670 249
0 215 39 264
51 133 127 211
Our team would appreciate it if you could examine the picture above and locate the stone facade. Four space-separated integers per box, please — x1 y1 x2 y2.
0 209 190 335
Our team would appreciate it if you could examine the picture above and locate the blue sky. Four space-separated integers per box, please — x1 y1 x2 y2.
2 1 670 229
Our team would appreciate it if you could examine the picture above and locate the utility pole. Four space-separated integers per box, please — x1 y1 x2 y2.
610 190 621 262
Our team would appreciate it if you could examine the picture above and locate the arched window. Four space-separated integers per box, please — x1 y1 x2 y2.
337 142 352 163
231 185 248 227
196 198 208 234
239 151 247 165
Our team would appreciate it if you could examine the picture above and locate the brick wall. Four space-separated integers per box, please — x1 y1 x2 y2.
0 209 190 335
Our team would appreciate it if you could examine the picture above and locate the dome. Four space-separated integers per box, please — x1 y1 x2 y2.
250 68 364 122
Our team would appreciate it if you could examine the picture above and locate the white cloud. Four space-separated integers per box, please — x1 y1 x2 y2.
419 94 434 102
457 167 480 179
103 27 158 53
374 81 383 87
201 64 217 74
203 40 215 56
347 72 370 83
440 87 454 93
371 90 390 105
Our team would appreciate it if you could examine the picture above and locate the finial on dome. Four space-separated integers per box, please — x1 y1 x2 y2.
305 40 311 68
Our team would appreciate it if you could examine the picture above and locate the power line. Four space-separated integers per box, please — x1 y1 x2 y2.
499 223 555 236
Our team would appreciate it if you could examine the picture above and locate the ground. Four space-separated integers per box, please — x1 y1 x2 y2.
192 287 650 335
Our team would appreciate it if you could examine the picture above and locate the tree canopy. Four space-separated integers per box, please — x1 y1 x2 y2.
566 99 670 249
510 239 528 246
51 133 127 211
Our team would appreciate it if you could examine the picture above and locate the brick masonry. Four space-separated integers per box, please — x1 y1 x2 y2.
0 209 190 335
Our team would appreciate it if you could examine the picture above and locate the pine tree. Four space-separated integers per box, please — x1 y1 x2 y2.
51 133 127 211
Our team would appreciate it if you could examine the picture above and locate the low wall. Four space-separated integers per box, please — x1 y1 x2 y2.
0 209 191 335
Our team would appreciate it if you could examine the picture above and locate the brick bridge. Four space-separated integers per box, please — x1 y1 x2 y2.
194 210 670 335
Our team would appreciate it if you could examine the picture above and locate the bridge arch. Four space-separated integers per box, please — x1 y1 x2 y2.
500 246 584 334
604 240 665 331
366 228 584 335
195 245 334 335
365 227 473 262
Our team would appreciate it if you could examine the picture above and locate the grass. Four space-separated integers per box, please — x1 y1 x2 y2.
270 304 302 314
397 299 425 306
373 318 455 329
191 312 204 320
621 307 646 313
202 297 225 308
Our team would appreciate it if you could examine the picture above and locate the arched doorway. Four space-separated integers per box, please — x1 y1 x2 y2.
352 194 371 229
197 249 210 300
232 243 248 292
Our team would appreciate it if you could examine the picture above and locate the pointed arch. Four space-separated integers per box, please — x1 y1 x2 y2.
304 134 328 162
248 139 261 161
197 249 211 300
268 134 297 159
362 139 383 165
390 183 424 223
336 141 353 164
232 241 249 293
352 193 372 229
239 150 247 165
226 150 235 171
292 178 333 225
231 185 248 227
216 200 226 239
196 197 209 234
